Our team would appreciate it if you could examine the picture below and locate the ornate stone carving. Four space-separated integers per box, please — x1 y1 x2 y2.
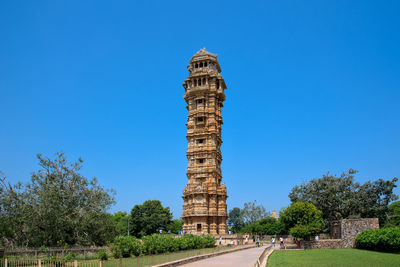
181 49 228 235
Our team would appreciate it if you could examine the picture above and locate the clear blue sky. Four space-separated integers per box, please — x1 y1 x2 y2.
1 1 399 218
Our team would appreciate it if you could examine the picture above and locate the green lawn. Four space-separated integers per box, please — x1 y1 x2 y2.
267 249 400 267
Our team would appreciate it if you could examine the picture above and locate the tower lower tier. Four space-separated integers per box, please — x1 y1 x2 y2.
182 215 227 235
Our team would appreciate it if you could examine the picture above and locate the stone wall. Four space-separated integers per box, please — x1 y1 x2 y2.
301 239 342 249
340 218 379 248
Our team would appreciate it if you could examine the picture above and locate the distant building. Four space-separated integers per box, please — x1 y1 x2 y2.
181 49 228 235
271 209 279 219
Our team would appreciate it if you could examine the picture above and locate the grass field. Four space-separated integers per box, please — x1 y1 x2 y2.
267 249 400 267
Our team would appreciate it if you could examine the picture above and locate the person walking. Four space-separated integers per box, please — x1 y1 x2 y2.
272 237 275 247
219 236 223 246
279 237 284 249
256 236 260 247
245 236 248 245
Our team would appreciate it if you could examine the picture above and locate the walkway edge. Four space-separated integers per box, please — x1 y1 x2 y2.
261 246 275 267
254 245 272 267
153 245 257 267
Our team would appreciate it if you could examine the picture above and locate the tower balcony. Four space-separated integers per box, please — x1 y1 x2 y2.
182 209 208 217
183 185 208 195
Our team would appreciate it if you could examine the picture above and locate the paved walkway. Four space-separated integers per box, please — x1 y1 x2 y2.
180 246 266 267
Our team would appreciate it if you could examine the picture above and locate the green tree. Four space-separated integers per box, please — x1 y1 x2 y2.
386 201 400 226
289 169 398 226
0 171 26 247
112 211 131 236
241 200 269 224
227 207 244 233
167 219 184 234
0 152 116 247
239 217 285 235
130 200 172 237
258 217 285 235
280 202 323 240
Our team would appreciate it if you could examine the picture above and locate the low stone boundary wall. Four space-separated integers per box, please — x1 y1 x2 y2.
301 239 342 249
254 245 272 267
152 245 257 267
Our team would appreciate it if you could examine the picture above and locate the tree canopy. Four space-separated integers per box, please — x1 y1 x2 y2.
0 152 116 247
112 211 131 237
130 200 172 237
289 169 398 226
227 207 244 233
241 200 269 224
240 217 285 235
386 201 400 227
280 202 323 239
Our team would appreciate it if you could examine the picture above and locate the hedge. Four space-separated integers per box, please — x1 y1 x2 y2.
111 234 216 258
355 227 400 252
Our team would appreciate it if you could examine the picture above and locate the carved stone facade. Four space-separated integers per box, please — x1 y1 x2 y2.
181 49 228 235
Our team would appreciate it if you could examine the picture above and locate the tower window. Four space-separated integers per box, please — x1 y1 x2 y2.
204 62 208 67
197 139 204 144
200 62 203 67
197 99 203 104
197 224 201 232
198 159 204 164
197 117 204 122
195 63 198 68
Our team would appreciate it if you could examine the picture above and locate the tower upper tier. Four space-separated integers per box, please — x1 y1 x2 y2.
183 48 227 101
188 48 222 73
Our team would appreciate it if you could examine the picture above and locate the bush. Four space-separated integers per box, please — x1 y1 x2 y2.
289 224 321 240
142 234 178 254
142 234 215 254
355 227 400 252
63 252 76 261
111 234 215 257
112 236 143 258
97 249 108 261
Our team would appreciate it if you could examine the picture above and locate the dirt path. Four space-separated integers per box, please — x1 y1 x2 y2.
180 246 266 267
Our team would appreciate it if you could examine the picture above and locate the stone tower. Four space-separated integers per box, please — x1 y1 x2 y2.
181 48 228 235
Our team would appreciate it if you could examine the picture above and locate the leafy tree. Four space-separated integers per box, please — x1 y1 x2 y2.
0 172 26 247
0 152 116 247
130 200 172 237
112 211 131 236
239 217 285 235
227 207 244 233
280 202 323 239
241 200 269 224
167 219 184 234
386 201 400 226
289 169 398 226
258 217 285 235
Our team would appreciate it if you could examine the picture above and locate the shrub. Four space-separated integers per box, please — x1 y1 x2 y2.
111 236 143 258
142 234 215 254
202 235 216 248
355 227 400 252
290 224 321 240
142 234 178 254
97 249 108 261
63 252 76 261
